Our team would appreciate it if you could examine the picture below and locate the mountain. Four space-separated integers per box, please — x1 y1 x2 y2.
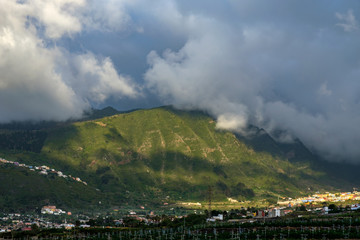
0 106 358 211
82 106 122 120
0 163 103 213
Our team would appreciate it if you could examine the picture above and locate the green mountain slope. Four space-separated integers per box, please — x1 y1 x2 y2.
0 107 357 210
0 164 103 212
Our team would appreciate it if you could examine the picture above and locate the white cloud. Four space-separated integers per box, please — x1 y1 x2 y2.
0 0 139 122
216 114 247 133
65 52 140 103
29 0 85 39
82 0 141 32
144 1 360 162
336 10 358 32
3 0 360 163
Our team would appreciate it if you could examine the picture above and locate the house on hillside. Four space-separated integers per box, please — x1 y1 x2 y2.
41 206 57 214
207 214 224 222
351 204 360 210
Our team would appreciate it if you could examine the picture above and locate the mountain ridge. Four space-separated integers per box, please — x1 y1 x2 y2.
0 106 358 211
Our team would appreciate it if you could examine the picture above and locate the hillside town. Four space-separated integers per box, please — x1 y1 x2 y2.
0 212 77 233
278 191 360 206
0 157 87 186
2 194 360 234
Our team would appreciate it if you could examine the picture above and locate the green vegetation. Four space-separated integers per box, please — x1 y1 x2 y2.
0 106 357 211
0 164 103 212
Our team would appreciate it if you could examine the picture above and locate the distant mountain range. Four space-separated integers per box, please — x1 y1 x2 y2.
0 106 359 212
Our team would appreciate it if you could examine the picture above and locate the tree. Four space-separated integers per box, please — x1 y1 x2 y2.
186 214 206 225
123 217 141 227
299 205 306 211
31 223 39 233
328 204 337 211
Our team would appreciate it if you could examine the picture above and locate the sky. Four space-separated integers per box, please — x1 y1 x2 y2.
2 0 360 162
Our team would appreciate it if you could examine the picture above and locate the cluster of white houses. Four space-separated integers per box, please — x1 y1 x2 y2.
41 206 69 215
0 157 87 186
0 212 77 232
278 191 360 206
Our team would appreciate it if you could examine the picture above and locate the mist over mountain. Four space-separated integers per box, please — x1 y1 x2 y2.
2 1 360 163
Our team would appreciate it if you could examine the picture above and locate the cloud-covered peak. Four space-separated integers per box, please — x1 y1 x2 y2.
3 0 360 163
143 1 360 162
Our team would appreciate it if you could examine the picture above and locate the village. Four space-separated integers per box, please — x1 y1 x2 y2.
2 156 360 237
0 212 78 233
278 191 360 207
2 200 360 239
1 192 360 234
0 157 87 186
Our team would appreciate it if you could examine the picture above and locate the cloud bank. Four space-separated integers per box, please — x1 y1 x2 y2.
0 0 139 122
143 1 360 162
3 0 360 162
